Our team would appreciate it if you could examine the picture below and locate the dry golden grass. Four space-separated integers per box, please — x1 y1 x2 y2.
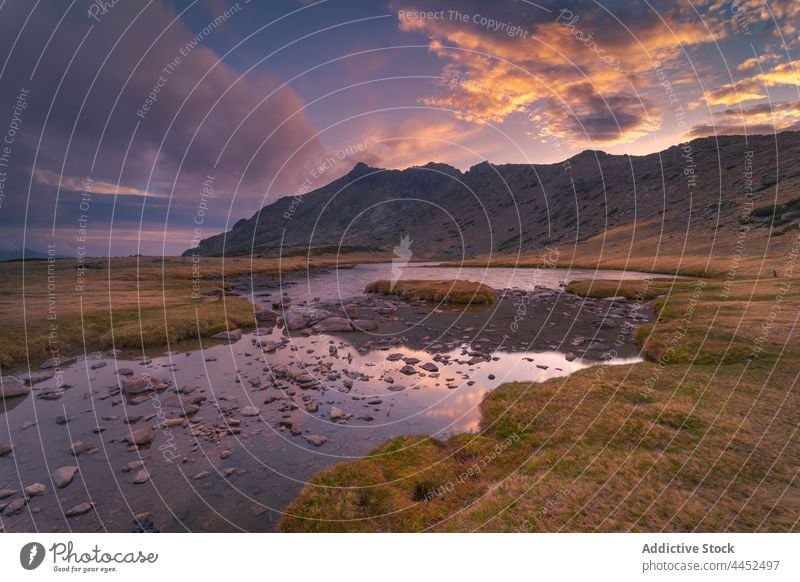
281 274 800 532
0 253 382 372
444 219 800 278
366 279 495 304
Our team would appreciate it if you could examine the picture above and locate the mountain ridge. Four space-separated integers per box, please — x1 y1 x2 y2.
185 131 800 259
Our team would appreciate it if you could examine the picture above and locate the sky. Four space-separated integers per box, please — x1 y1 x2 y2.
0 0 797 256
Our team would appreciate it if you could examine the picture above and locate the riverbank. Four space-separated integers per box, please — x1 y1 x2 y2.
280 275 800 532
0 253 392 372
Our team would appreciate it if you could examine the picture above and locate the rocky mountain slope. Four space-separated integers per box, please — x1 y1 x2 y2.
186 132 800 260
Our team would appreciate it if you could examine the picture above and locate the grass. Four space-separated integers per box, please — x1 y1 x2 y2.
280 274 800 532
365 279 495 304
441 220 800 279
0 253 384 372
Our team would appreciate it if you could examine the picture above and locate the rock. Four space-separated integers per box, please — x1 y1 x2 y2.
0 443 13 457
488 374 496 380
133 469 150 484
565 352 577 362
255 309 278 322
117 367 135 376
593 320 616 329
193 471 209 480
602 296 628 303
399 365 416 375
52 466 79 489
420 362 439 372
122 460 145 473
386 353 404 361
304 434 328 447
40 356 75 369
387 385 406 392
127 426 156 446
121 375 167 396
70 441 97 456
212 328 242 341
24 483 47 497
403 357 421 365
312 317 354 333
330 406 348 421
283 306 333 330
90 361 107 370
2 497 26 516
241 406 260 417
161 418 185 428
64 502 94 518
0 376 30 399
21 370 54 385
352 319 378 331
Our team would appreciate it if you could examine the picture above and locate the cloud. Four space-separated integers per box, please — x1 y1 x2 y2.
356 116 487 169
33 169 158 198
389 0 714 147
0 0 325 237
703 60 800 106
690 101 800 137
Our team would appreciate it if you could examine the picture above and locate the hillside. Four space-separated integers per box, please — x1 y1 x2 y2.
187 132 800 267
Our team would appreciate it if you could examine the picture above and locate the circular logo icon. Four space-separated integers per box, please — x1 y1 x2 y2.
20 542 46 570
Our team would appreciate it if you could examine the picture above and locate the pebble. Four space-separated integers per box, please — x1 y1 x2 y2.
64 502 94 518
52 466 80 489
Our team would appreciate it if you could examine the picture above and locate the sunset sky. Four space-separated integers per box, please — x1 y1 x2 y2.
0 0 797 255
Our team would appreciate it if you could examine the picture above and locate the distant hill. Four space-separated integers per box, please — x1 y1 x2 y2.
0 247 55 262
186 132 800 261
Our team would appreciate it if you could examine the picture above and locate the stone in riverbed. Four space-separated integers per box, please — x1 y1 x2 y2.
330 406 349 421
312 317 354 333
212 328 242 341
255 309 278 323
52 466 79 489
24 483 47 497
399 365 416 376
2 497 26 516
64 502 94 518
40 356 76 369
304 434 328 447
0 443 13 457
0 376 30 399
70 441 97 456
419 362 439 373
0 488 17 499
283 306 333 330
126 426 156 446
121 374 167 396
352 319 378 331
241 406 260 417
133 469 150 484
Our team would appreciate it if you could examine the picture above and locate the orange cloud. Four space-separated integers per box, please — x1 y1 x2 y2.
704 60 800 106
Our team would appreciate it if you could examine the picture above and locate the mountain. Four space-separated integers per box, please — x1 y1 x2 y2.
0 245 60 262
186 132 800 259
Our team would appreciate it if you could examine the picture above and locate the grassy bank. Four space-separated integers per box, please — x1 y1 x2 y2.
281 274 800 532
0 253 386 372
366 279 495 304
